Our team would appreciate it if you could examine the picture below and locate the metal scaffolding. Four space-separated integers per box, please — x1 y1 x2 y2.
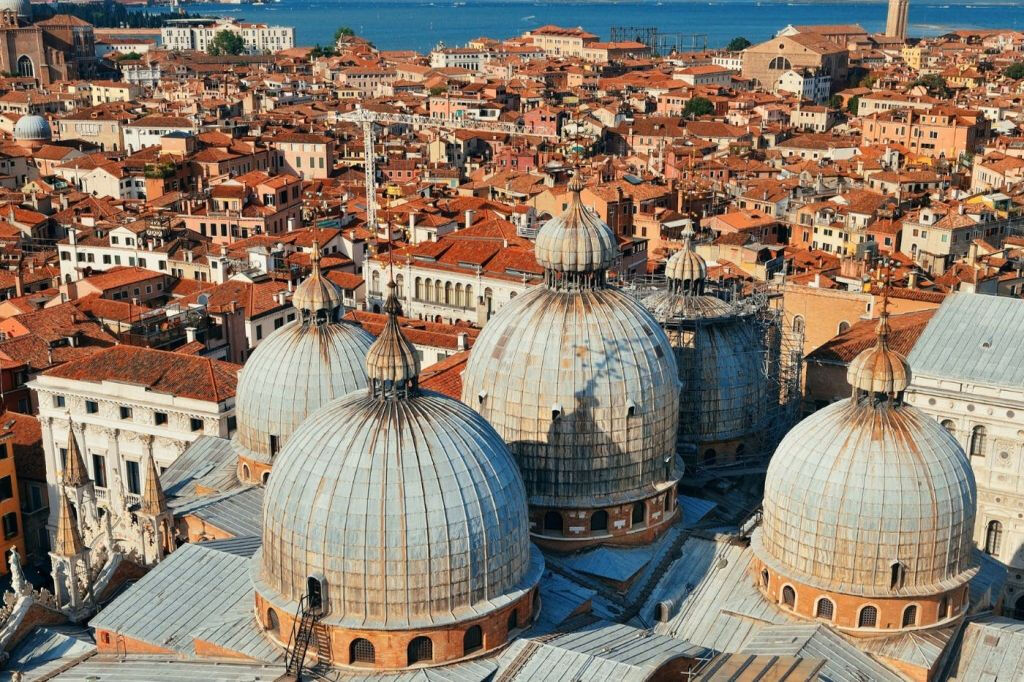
609 26 709 55
619 276 804 472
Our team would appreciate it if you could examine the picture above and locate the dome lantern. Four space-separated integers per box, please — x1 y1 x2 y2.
291 239 345 324
365 280 420 399
533 170 619 290
846 291 910 402
665 225 707 296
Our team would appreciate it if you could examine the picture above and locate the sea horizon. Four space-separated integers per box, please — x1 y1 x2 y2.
140 0 1024 52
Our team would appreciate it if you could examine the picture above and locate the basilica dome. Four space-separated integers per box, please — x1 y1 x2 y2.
256 284 541 641
14 115 51 142
643 232 768 447
0 0 31 18
461 174 680 524
755 310 977 598
233 243 372 475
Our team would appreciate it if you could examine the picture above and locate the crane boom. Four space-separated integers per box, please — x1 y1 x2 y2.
338 107 559 229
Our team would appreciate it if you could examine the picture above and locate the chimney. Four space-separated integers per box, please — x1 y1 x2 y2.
185 326 198 344
968 242 978 265
185 249 193 263
465 209 474 227
958 203 965 215
908 271 918 289
68 227 77 245
14 270 23 298
457 332 468 351
287 216 296 232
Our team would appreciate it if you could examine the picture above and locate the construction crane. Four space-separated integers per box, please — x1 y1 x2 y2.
337 106 560 230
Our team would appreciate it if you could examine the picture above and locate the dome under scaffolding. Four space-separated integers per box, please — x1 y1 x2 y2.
623 269 804 471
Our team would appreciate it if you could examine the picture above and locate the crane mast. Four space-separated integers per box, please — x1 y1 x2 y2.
338 107 559 230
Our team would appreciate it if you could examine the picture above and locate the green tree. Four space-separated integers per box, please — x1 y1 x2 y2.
207 30 246 56
858 74 876 89
429 85 447 96
683 97 715 119
847 95 861 116
827 94 842 109
726 36 752 52
309 44 337 59
115 51 143 62
1005 62 1024 80
911 74 949 97
334 26 356 43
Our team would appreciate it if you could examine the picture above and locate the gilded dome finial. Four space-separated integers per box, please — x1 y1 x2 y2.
366 280 420 399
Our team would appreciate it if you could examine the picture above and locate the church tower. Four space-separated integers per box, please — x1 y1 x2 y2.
886 0 910 40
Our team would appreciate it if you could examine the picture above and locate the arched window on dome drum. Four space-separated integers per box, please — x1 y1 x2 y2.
735 443 745 459
781 585 795 608
631 501 646 526
463 625 483 655
508 609 519 632
941 419 956 437
761 569 769 588
664 493 672 512
265 607 279 634
544 511 563 534
408 636 433 665
858 606 877 628
902 604 918 627
703 449 717 465
792 315 805 334
890 562 906 590
1015 595 1024 621
262 471 270 485
985 520 1002 556
970 425 987 457
350 638 375 665
242 464 250 481
939 596 949 619
590 510 608 531
837 321 850 334
815 597 834 620
16 55 32 78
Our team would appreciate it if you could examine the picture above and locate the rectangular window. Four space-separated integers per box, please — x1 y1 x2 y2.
227 416 237 433
119 406 133 420
190 418 203 432
125 460 141 495
2 512 16 540
92 454 106 488
155 412 168 426
54 395 65 408
0 476 11 502
256 325 263 341
85 400 99 414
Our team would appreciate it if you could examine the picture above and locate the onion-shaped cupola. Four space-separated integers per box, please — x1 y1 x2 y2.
461 171 681 550
255 280 542 668
752 292 977 631
233 240 373 483
665 226 707 297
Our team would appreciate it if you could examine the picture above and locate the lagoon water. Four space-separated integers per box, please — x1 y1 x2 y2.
150 0 1024 52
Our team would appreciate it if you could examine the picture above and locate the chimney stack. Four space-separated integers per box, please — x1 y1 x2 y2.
185 327 198 344
457 332 468 351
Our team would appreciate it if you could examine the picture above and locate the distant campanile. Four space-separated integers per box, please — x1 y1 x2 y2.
886 0 910 40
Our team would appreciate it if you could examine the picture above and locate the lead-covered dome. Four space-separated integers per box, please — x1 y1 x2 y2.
462 174 681 509
643 232 767 445
256 288 541 629
234 243 372 466
14 115 51 142
0 0 30 19
754 306 977 597
533 174 618 277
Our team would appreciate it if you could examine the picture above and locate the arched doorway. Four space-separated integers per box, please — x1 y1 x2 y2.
543 511 562 535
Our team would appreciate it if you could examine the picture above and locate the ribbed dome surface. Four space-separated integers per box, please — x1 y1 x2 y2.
461 284 681 507
756 399 977 597
0 0 30 18
257 390 541 628
644 291 732 323
291 272 345 316
234 320 373 463
665 245 706 284
534 177 618 274
14 115 51 141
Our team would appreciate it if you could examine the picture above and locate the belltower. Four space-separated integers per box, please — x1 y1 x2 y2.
886 0 910 40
